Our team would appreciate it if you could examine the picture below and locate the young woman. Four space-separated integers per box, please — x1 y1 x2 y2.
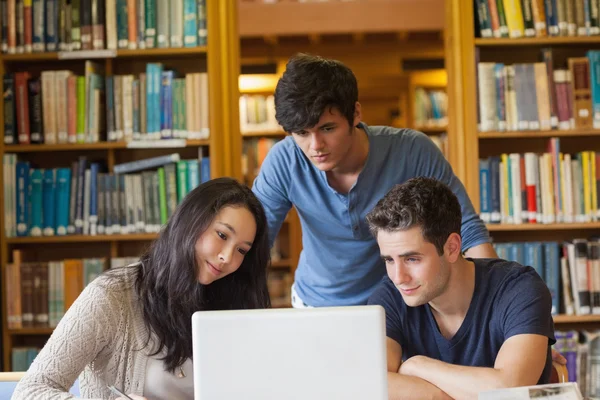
13 177 271 400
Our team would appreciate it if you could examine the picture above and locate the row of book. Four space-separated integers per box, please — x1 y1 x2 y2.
554 330 600 397
477 51 600 133
242 137 279 185
239 94 280 134
3 63 210 145
413 88 447 128
1 0 207 54
478 139 600 224
3 152 211 238
5 250 290 331
12 347 40 372
475 0 600 39
494 239 600 316
5 252 140 330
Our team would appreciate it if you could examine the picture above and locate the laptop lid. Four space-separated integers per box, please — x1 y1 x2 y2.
192 305 388 400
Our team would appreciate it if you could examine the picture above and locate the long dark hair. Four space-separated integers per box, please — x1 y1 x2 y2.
107 177 271 372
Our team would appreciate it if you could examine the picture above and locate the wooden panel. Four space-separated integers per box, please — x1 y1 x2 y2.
238 0 444 37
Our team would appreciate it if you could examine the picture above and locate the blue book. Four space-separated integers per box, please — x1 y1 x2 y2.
543 242 560 316
187 159 199 192
16 161 30 236
524 242 544 280
42 169 56 236
45 0 58 51
200 157 210 183
29 169 44 236
161 70 174 138
183 0 198 47
588 51 600 129
89 163 100 235
479 158 491 223
55 168 71 235
489 156 501 223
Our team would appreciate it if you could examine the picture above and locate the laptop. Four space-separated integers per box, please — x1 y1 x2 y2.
191 305 388 400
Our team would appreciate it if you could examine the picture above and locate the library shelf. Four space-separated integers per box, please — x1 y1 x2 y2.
479 130 600 139
6 234 158 244
486 222 600 232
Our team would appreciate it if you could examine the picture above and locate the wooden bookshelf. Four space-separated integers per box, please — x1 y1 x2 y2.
474 37 600 46
241 130 287 138
479 129 600 139
0 0 242 372
0 46 208 63
8 328 55 336
487 222 600 232
4 139 210 152
445 1 600 377
553 315 600 324
6 234 158 244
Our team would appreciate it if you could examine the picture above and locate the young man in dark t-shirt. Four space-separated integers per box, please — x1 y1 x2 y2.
366 177 556 400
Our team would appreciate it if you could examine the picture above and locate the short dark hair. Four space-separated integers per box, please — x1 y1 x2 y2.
274 53 358 133
104 177 270 373
366 177 462 255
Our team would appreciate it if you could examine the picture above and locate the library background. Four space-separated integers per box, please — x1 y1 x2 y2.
0 0 598 395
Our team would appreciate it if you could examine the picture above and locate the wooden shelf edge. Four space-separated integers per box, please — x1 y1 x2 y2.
7 233 158 244
487 222 600 231
8 328 54 336
553 315 600 323
475 36 600 46
0 46 208 62
241 130 287 138
479 129 600 139
4 139 209 152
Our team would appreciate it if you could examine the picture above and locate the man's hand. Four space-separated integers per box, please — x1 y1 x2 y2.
551 348 567 365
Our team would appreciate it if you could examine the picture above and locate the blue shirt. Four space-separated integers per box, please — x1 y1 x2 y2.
367 258 556 384
252 123 491 306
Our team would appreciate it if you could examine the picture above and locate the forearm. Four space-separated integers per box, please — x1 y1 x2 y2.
402 357 511 400
464 242 498 258
388 372 453 400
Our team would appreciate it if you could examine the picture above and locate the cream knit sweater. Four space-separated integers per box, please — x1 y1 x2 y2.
13 268 152 400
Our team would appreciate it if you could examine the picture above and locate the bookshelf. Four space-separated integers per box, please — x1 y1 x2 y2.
446 0 600 391
406 69 449 159
238 73 302 307
0 0 242 371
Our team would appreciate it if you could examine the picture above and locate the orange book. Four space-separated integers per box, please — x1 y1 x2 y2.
63 259 84 312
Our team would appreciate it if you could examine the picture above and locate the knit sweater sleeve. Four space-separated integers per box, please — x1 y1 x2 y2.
12 278 122 400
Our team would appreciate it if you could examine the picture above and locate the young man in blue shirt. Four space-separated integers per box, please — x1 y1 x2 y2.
251 53 497 308
366 177 555 399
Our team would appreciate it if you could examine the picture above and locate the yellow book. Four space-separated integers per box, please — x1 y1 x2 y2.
582 152 591 221
503 0 525 38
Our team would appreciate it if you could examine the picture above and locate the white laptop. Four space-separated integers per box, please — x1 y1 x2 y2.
191 305 388 400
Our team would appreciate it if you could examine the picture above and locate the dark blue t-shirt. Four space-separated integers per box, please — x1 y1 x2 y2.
367 258 556 384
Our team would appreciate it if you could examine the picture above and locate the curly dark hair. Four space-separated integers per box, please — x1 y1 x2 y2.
103 177 271 373
274 53 358 133
366 177 462 255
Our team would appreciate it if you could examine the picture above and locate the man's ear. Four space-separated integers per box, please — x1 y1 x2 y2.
353 102 362 127
444 233 463 263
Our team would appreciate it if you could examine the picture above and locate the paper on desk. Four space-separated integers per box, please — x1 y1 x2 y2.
478 382 582 400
